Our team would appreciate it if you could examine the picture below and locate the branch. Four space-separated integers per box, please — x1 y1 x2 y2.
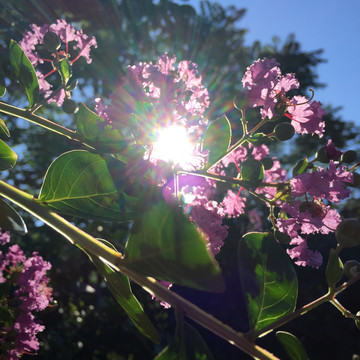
0 101 94 151
0 179 279 360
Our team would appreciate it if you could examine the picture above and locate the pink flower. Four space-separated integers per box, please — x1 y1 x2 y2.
325 139 342 161
242 58 299 119
20 20 97 106
277 200 341 238
287 236 323 268
0 234 52 358
190 201 228 255
221 189 246 217
221 146 247 167
290 161 352 203
7 312 45 358
49 19 77 45
286 96 326 137
0 228 10 245
252 144 270 161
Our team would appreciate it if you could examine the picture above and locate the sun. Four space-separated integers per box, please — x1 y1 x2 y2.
151 125 194 166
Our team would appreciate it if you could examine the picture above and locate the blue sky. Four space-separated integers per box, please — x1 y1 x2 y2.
190 0 360 127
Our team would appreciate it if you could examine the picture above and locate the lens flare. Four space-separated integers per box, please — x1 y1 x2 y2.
151 126 194 166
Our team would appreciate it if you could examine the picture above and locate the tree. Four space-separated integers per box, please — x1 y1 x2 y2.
1 1 359 359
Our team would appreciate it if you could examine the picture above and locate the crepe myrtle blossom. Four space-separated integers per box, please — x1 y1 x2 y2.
20 19 97 105
0 230 52 358
285 96 326 137
0 228 10 245
96 54 209 171
190 200 228 256
325 139 343 161
97 53 209 134
287 235 323 268
242 58 326 137
221 189 247 218
276 159 353 267
241 57 299 120
276 201 338 268
290 161 353 203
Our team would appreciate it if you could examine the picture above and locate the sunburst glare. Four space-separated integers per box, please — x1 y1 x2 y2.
151 126 194 166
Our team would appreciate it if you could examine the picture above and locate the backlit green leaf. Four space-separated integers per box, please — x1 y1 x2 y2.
9 40 39 108
0 197 27 235
238 232 298 332
292 158 309 177
0 61 6 97
76 103 127 154
203 115 231 167
58 58 72 85
240 158 264 187
0 139 17 171
155 322 214 360
89 253 160 344
326 248 344 288
124 191 224 292
276 331 309 360
0 119 10 138
36 150 135 220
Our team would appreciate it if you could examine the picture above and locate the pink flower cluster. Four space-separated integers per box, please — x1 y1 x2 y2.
96 53 209 144
0 229 52 359
276 147 353 267
242 58 326 137
20 19 97 106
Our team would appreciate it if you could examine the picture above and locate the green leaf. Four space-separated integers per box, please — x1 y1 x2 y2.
36 150 135 220
0 197 27 235
326 248 343 288
248 133 271 146
276 331 309 360
0 119 10 138
76 103 127 153
124 191 224 292
88 253 160 344
155 322 215 360
203 115 231 166
240 158 264 187
292 158 309 177
58 58 72 85
9 40 39 108
238 232 298 332
0 139 17 171
0 61 6 97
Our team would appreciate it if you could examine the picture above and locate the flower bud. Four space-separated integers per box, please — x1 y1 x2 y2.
343 260 360 279
274 122 295 141
62 99 78 114
43 31 61 53
315 146 329 163
335 218 360 248
341 150 358 164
